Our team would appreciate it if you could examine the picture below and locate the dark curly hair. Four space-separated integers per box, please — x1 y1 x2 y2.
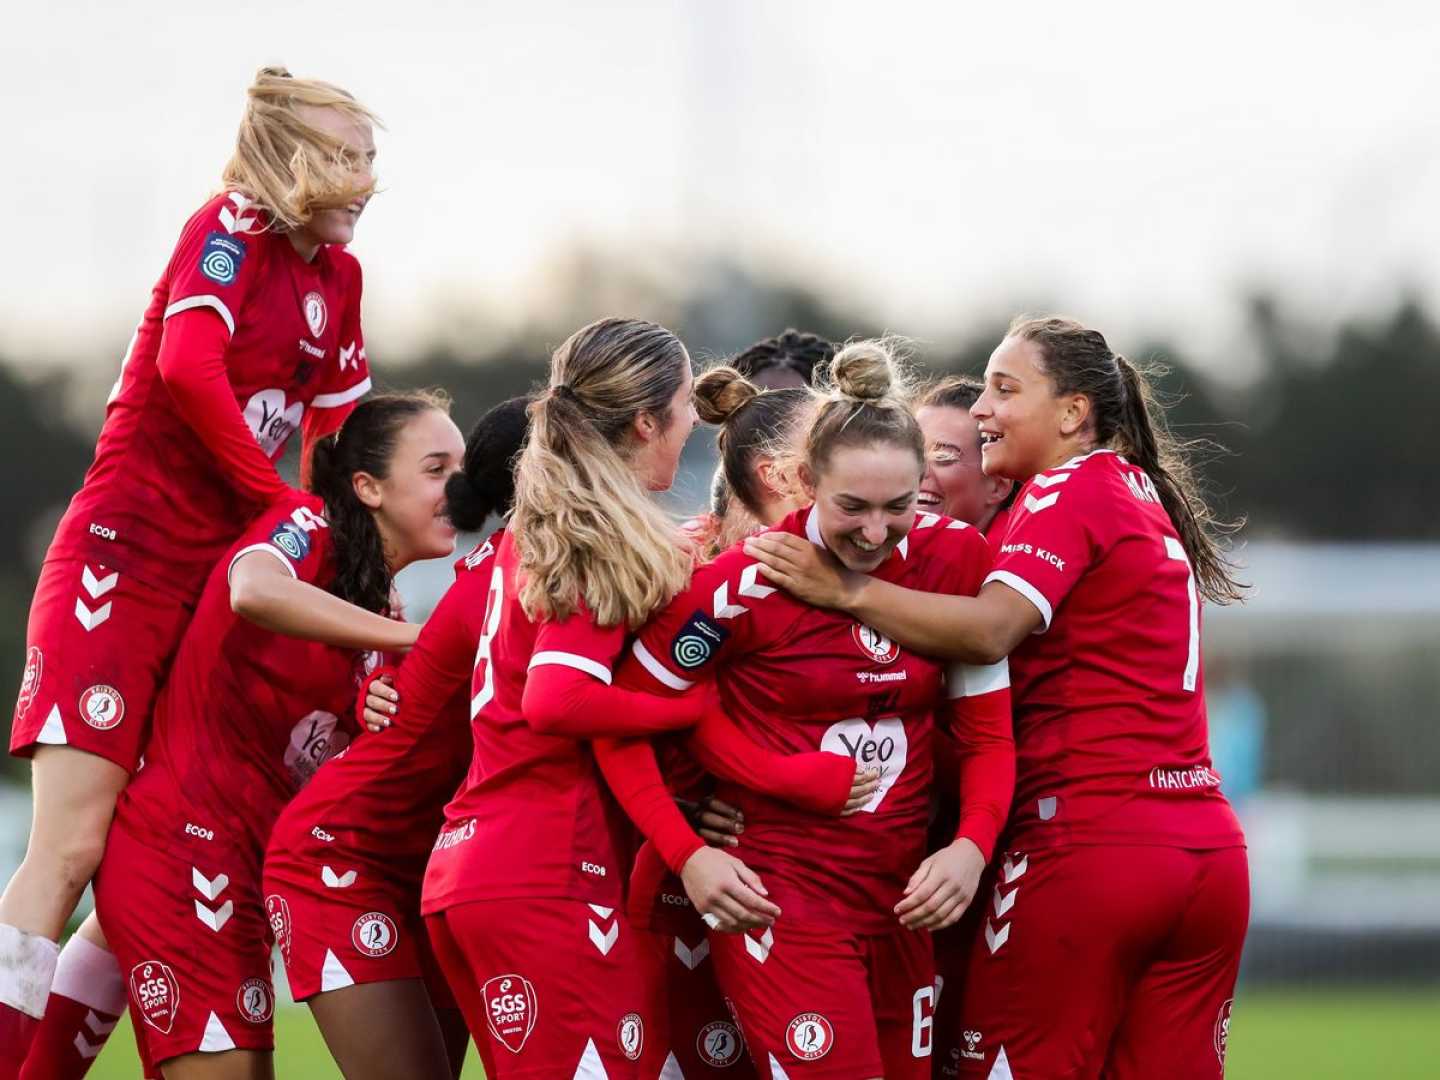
444 396 532 532
731 329 835 390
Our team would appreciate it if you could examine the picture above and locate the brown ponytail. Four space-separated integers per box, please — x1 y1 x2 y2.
1008 316 1246 604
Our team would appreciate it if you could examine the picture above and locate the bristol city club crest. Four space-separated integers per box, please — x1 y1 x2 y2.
351 912 398 957
129 961 180 1035
303 291 328 338
236 978 274 1024
483 974 538 1054
16 647 42 719
697 1020 744 1068
616 1012 644 1061
79 685 124 730
851 623 899 664
786 1012 834 1061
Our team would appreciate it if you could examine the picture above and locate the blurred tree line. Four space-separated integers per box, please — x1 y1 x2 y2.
3 261 1439 772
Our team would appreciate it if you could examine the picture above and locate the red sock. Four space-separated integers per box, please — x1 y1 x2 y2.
19 934 124 1080
0 923 59 1078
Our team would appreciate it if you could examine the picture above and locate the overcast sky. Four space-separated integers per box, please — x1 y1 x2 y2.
4 0 1439 379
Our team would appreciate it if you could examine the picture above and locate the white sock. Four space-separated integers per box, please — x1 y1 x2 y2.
0 923 60 1019
51 933 125 1014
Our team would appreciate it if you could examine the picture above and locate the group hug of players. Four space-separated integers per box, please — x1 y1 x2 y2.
0 67 1250 1080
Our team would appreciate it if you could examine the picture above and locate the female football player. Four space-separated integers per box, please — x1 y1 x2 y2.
613 344 1015 1080
746 317 1249 1080
92 394 463 1079
3 66 382 1074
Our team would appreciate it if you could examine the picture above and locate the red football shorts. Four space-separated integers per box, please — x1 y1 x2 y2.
94 824 275 1073
945 844 1249 1080
10 558 193 772
424 898 654 1079
261 864 454 1009
707 918 935 1080
641 924 757 1078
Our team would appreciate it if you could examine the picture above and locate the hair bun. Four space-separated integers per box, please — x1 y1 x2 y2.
829 341 896 402
694 366 760 425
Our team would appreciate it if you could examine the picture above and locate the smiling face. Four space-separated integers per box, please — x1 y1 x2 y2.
971 335 1090 481
363 408 466 569
916 403 992 525
806 441 923 572
288 104 377 258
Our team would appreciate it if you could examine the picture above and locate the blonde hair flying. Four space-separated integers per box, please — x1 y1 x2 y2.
511 318 694 629
221 66 380 232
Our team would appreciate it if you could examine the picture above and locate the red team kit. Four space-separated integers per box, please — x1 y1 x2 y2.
3 192 1250 1078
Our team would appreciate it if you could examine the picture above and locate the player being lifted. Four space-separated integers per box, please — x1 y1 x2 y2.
95 394 464 1079
2 66 380 1076
615 343 1015 1079
747 317 1249 1080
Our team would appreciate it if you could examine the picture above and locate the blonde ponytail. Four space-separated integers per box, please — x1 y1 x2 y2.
511 319 694 629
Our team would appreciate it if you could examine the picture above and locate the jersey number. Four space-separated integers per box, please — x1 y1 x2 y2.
1165 536 1199 692
470 566 505 718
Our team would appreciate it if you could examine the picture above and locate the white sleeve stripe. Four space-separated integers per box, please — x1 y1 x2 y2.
946 657 1011 699
984 569 1053 631
311 376 372 410
528 650 612 685
164 295 235 336
227 543 296 584
631 639 694 691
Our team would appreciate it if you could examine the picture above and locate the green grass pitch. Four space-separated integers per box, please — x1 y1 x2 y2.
84 987 1440 1078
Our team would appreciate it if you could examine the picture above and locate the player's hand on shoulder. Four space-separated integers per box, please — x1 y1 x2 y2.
894 836 986 930
680 846 781 932
743 532 861 611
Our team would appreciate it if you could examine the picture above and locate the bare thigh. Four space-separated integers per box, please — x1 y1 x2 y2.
308 978 456 1080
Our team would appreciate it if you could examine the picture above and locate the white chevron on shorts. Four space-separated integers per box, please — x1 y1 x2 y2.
198 1011 236 1052
37 705 67 746
587 910 619 956
985 920 1010 954
572 1037 609 1078
992 885 1017 919
987 1045 1014 1079
657 1051 685 1079
73 598 112 632
81 566 119 598
744 927 773 964
321 866 357 889
320 949 354 992
768 1052 793 1079
73 1032 102 1059
673 936 710 970
1001 854 1028 884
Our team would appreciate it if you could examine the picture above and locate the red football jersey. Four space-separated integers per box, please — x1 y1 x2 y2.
984 449 1244 850
623 506 998 932
421 531 635 915
49 192 372 599
111 493 367 870
268 532 495 890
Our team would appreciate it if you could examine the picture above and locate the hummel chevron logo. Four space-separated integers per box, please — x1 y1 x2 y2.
1031 472 1072 489
673 937 710 970
218 193 258 235
194 898 234 932
1023 492 1061 513
744 927 774 964
737 563 775 601
74 1033 102 1060
985 919 1010 954
713 581 748 620
1001 854 1028 884
587 917 619 956
992 885 1017 919
321 866 357 889
82 566 119 598
73 598 112 632
339 343 357 371
192 868 229 901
